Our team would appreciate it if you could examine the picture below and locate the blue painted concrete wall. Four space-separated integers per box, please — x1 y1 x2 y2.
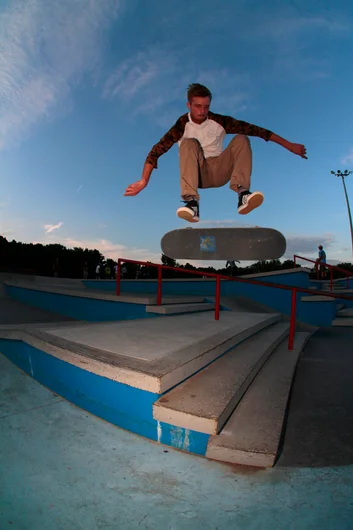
0 340 209 456
336 278 353 289
85 271 309 298
335 295 353 309
296 300 337 327
7 269 336 326
5 285 160 322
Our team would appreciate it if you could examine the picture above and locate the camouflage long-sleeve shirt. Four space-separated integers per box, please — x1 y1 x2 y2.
145 111 273 169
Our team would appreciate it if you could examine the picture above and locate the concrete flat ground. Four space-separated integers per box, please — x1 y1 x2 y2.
278 327 353 468
1 354 353 530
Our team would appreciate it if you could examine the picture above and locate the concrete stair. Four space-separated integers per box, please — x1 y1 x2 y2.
146 301 215 315
1 272 318 466
206 332 311 467
323 284 347 291
333 307 353 326
336 308 353 316
153 322 290 435
153 321 314 467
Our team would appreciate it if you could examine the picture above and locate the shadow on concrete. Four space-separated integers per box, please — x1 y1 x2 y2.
0 299 75 326
278 327 353 468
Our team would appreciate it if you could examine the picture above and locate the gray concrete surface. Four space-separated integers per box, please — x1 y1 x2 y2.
337 308 353 317
153 322 289 435
2 354 353 530
332 317 353 326
4 280 208 305
206 332 311 467
0 307 281 393
2 280 353 471
278 327 353 467
0 298 75 325
146 301 215 314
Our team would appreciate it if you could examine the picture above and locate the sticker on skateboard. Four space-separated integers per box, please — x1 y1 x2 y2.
161 227 286 261
200 236 216 252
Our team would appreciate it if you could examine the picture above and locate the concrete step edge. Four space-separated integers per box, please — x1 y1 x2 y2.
336 308 353 317
153 321 290 434
205 331 312 467
146 302 215 314
332 317 353 326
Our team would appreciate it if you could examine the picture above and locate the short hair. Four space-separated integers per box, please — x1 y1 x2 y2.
187 83 212 102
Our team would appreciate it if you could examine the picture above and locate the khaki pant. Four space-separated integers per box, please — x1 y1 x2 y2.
179 135 252 201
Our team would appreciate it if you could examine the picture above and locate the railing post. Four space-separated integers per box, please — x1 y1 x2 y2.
330 266 333 291
116 259 121 295
215 276 221 320
294 255 296 267
288 288 297 350
157 266 162 305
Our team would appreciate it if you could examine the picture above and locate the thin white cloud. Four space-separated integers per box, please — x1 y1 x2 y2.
341 149 353 167
196 7 351 82
283 233 336 260
0 0 121 150
196 219 258 228
103 50 162 101
44 222 63 234
260 11 351 80
103 47 249 118
37 235 161 263
101 8 350 120
76 185 83 193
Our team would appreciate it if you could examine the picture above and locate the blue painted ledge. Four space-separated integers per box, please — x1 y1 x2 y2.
297 298 336 327
335 295 353 309
84 271 312 317
8 269 335 326
5 285 160 322
84 271 310 297
336 278 353 289
0 339 210 456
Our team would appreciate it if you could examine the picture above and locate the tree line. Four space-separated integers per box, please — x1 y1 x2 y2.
1 235 352 280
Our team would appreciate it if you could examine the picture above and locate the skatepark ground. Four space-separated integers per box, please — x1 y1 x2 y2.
1 297 353 529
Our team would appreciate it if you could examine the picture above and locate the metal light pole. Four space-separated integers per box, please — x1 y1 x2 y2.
331 169 353 263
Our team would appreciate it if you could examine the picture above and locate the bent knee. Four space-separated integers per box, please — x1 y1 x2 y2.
231 134 250 145
180 138 201 150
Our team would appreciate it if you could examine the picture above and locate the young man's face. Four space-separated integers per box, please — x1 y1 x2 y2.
187 96 211 124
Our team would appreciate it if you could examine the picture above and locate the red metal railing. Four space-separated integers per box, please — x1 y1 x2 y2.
116 258 353 351
293 254 352 290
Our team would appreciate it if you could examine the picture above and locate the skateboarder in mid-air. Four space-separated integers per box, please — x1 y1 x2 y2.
124 83 307 223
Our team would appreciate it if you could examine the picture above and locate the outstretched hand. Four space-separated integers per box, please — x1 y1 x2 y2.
288 142 308 159
124 179 147 196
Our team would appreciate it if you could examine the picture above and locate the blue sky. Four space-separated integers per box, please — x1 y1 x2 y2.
1 0 353 267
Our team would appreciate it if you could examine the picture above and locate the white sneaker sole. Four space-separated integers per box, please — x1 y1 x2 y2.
177 207 199 223
238 191 264 215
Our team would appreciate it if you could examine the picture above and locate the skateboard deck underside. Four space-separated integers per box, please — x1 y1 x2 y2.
161 227 286 261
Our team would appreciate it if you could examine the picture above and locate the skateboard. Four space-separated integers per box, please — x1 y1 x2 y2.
161 227 286 261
